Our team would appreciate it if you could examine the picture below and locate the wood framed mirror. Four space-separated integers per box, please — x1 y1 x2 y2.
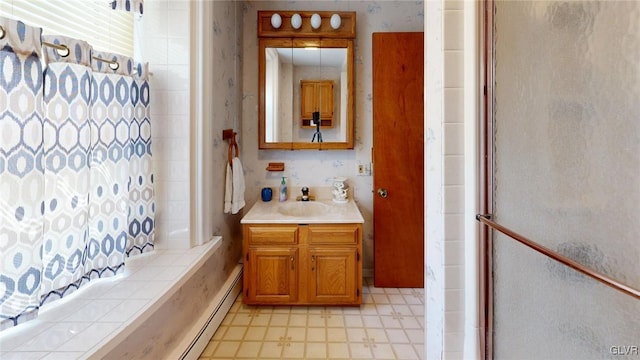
257 11 356 150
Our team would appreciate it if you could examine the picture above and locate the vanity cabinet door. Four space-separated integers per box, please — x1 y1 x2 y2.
243 223 361 305
300 81 318 120
317 81 334 120
308 248 359 304
245 248 298 304
300 80 334 128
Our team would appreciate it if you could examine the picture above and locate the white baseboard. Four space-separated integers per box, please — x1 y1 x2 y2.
179 264 243 360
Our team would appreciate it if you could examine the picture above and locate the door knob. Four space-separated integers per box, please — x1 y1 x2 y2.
377 188 388 198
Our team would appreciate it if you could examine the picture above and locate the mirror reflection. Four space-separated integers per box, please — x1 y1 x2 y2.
265 46 347 143
261 40 351 148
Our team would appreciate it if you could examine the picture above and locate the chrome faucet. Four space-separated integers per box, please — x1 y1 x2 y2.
301 187 310 201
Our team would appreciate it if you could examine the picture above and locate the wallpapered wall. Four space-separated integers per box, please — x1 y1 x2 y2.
241 0 425 272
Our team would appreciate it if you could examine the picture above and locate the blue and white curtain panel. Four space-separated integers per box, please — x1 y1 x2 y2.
0 17 155 330
0 17 46 330
111 0 144 15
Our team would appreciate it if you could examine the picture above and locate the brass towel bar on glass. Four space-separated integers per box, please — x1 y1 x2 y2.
476 214 640 301
42 41 119 70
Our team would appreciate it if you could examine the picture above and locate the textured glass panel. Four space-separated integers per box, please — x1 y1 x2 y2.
493 1 640 358
494 236 639 359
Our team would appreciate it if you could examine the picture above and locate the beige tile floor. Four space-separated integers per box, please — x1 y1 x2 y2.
199 278 424 360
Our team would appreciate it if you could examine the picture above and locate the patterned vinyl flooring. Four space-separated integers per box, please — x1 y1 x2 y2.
198 278 424 359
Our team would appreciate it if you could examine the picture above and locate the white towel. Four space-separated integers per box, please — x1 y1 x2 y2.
224 162 232 214
231 157 246 214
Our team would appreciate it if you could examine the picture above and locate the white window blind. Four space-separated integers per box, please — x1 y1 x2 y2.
0 0 134 57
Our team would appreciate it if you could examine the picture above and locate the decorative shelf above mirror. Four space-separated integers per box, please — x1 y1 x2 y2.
258 11 356 150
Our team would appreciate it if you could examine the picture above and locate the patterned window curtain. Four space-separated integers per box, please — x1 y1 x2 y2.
86 51 135 282
1 20 154 330
40 35 93 304
111 0 144 15
0 17 45 330
128 62 154 256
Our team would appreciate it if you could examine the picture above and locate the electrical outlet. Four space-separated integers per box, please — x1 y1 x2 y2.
356 161 372 176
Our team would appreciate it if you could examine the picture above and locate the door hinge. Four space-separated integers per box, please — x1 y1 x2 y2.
357 252 360 262
245 253 249 262
246 289 249 297
357 288 360 297
483 85 487 95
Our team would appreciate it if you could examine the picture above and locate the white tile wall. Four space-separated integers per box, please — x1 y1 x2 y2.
443 1 466 358
138 0 192 249
444 51 464 88
444 123 465 155
444 156 464 185
445 241 465 265
444 11 464 50
445 88 464 123
445 214 464 240
444 185 465 214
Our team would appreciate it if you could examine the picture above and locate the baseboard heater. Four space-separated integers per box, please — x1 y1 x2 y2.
179 264 243 360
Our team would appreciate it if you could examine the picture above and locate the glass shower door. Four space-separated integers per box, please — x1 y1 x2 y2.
491 1 640 358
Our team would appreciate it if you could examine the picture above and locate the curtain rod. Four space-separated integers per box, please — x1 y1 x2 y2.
3 27 155 76
43 41 119 70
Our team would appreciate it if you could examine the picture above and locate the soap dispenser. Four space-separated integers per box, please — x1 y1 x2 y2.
279 177 287 202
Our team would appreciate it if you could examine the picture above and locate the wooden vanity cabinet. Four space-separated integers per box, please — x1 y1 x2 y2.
300 80 334 128
244 225 299 304
243 223 362 305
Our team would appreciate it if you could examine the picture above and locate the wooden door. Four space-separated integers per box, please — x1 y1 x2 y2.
246 248 298 304
372 32 424 288
308 248 357 303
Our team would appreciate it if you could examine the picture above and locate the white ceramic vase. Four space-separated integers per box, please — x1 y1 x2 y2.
332 177 348 203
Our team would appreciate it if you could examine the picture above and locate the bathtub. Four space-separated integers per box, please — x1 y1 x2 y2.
0 236 242 359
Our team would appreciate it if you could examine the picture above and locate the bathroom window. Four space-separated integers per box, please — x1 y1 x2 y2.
0 0 134 56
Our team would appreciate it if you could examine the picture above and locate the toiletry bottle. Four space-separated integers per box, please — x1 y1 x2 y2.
279 177 287 202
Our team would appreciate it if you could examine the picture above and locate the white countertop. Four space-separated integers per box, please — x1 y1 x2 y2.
241 198 365 224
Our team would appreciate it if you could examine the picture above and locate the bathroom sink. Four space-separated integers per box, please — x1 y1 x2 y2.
241 188 364 224
277 202 331 217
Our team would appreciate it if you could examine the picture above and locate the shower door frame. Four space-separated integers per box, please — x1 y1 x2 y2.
479 0 495 359
478 1 640 359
